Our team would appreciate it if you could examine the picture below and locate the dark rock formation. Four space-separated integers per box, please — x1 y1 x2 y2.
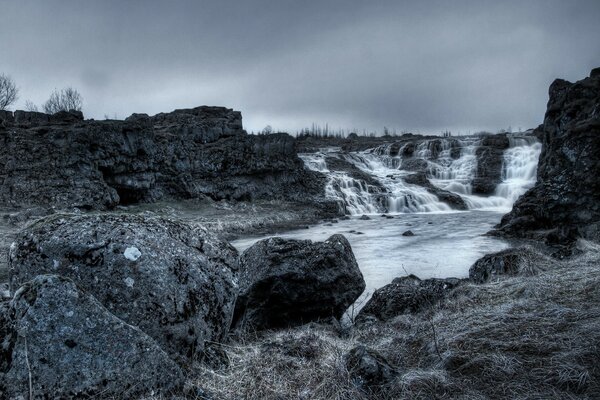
469 248 549 283
324 155 385 190
345 345 397 390
402 230 415 237
233 234 365 330
472 134 510 195
0 106 326 210
0 275 183 398
8 214 238 363
357 275 462 322
403 172 468 210
496 69 600 242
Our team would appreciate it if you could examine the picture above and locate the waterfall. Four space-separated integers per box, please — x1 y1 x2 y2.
301 135 542 215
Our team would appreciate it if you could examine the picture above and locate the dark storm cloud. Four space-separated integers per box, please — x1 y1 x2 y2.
1 0 599 134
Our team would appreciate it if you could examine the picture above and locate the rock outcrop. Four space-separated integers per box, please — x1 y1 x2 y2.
0 107 326 210
232 234 365 330
8 214 238 363
357 275 461 322
495 69 600 242
472 134 510 195
0 275 183 398
402 172 468 210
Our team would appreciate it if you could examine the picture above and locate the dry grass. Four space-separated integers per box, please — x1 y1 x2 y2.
147 242 600 399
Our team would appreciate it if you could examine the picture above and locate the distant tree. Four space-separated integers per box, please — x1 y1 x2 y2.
43 87 83 114
24 100 39 112
0 73 19 110
262 125 273 134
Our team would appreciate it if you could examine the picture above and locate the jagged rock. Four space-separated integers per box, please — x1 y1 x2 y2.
496 69 600 242
402 230 415 236
233 234 365 330
345 345 397 390
469 248 549 283
325 156 383 189
8 214 238 363
403 172 468 210
0 106 326 210
357 275 462 322
0 275 184 398
472 134 510 195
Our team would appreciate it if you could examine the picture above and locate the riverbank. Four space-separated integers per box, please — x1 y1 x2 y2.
183 241 600 399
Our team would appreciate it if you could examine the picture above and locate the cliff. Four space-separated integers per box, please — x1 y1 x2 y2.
495 68 600 243
0 107 326 209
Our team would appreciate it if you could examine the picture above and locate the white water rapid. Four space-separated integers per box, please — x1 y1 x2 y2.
301 135 542 215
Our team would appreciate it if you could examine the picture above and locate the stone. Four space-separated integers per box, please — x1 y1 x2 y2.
233 234 365 330
495 69 600 242
402 230 415 236
0 275 183 398
357 275 462 322
8 213 238 363
469 247 549 283
345 345 397 390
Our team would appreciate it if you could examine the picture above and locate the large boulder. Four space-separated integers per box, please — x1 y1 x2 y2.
469 247 549 284
232 234 365 330
472 134 510 195
357 275 462 322
0 275 183 398
496 69 600 242
8 214 238 362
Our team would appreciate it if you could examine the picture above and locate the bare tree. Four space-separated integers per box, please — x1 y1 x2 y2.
43 87 83 114
24 100 39 112
0 73 19 110
261 125 273 134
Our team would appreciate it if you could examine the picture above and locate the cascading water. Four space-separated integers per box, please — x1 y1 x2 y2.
302 135 542 215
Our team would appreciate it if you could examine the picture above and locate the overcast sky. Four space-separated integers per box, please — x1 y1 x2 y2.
1 0 599 135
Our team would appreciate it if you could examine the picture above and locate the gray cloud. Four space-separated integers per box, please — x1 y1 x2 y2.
1 0 599 134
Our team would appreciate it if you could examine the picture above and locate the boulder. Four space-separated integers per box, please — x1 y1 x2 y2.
357 275 462 322
472 134 510 195
402 172 468 210
233 234 365 330
8 214 238 362
345 345 397 390
0 275 183 398
402 230 415 237
496 69 600 242
469 248 549 283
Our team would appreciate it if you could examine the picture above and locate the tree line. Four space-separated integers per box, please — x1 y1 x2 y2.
0 73 83 114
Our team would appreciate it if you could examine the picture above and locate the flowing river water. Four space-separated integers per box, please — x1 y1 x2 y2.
233 135 542 300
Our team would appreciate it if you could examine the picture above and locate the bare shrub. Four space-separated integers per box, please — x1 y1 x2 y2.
43 87 83 114
0 73 18 110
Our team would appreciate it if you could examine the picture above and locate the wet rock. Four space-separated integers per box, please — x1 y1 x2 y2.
357 275 462 322
359 214 371 220
469 247 549 283
8 213 238 363
0 275 183 398
402 230 415 236
472 134 510 195
345 345 397 390
496 69 600 242
403 172 468 210
233 234 365 330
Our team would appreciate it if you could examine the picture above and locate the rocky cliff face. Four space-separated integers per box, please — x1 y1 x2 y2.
0 107 325 210
496 68 600 242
